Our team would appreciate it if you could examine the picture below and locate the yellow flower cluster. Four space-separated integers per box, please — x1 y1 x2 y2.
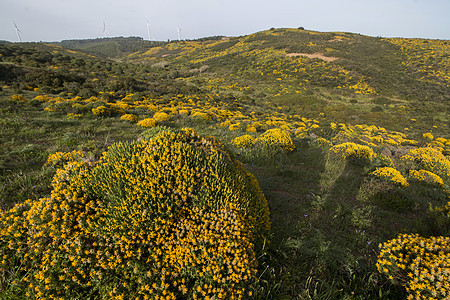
191 111 212 121
92 105 111 116
232 135 256 148
66 113 82 119
377 234 450 299
152 112 171 122
137 118 156 128
402 147 450 181
120 113 138 122
256 128 295 152
0 129 270 299
11 94 27 101
385 38 450 86
423 132 434 141
409 169 444 187
330 142 375 161
45 150 85 167
371 167 409 188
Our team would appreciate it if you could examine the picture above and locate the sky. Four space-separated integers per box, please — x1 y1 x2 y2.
1 0 449 42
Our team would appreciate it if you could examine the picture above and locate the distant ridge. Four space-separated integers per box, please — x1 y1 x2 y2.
52 36 165 58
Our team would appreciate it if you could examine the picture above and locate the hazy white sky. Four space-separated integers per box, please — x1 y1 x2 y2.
1 0 449 42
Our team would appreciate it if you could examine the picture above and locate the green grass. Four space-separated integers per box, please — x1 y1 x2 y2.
0 91 145 209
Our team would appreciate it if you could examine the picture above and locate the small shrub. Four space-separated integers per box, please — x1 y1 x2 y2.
120 113 138 122
137 118 156 128
409 169 444 187
92 105 110 116
330 142 375 162
153 112 171 122
232 135 256 148
191 111 211 121
401 147 450 181
371 167 409 188
256 128 295 153
10 94 26 101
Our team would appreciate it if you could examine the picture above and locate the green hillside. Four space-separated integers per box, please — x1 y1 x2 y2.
0 28 449 299
53 36 166 58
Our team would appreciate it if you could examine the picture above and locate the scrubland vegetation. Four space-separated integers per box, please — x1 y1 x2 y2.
0 28 449 299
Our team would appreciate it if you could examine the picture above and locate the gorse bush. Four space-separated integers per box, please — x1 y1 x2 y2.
371 167 409 188
232 135 256 148
152 112 171 122
0 128 270 299
377 234 450 299
120 113 138 122
330 142 375 161
401 147 450 182
256 128 295 153
409 169 444 187
137 118 156 128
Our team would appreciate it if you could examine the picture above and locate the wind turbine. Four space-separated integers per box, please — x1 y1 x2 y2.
146 22 152 41
13 20 22 42
103 21 108 38
177 28 182 41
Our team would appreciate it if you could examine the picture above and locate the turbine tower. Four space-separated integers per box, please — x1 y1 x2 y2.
13 20 22 42
103 21 108 38
177 28 182 41
146 22 152 41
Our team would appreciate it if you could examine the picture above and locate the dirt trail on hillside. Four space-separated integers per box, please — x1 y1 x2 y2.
286 52 338 62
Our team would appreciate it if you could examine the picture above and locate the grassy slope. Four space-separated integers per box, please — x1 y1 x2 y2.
125 28 449 136
0 29 449 299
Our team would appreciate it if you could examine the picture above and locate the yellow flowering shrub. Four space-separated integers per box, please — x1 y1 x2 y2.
45 150 85 167
256 128 295 152
92 105 111 116
423 132 434 141
120 113 138 122
371 167 409 187
66 113 82 119
137 118 157 128
316 137 333 149
10 94 27 101
0 129 270 299
377 234 450 299
330 142 375 161
229 123 240 131
409 169 444 187
152 112 171 122
232 135 256 148
191 111 212 121
401 147 450 181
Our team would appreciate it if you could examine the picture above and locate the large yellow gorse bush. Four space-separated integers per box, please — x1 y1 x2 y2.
401 147 450 181
377 234 450 299
0 128 270 299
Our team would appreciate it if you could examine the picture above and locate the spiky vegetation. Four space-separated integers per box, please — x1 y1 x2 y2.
0 28 449 299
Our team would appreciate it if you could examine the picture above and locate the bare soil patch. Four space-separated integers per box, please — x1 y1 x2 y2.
286 52 338 62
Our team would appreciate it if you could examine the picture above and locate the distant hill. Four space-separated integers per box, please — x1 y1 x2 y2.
125 28 449 103
52 36 166 58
